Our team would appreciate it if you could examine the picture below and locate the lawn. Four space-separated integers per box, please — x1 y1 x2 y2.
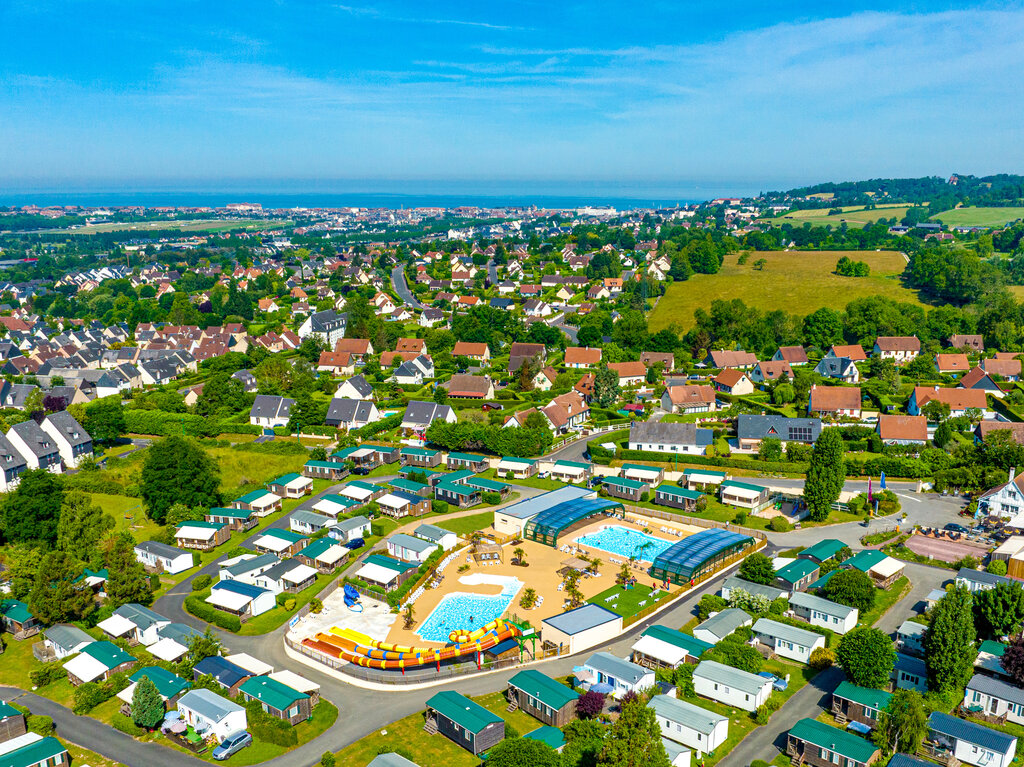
761 205 912 228
477 468 568 492
930 206 1024 228
858 576 910 628
437 511 495 536
86 492 162 541
237 570 338 635
331 690 547 767
587 583 672 618
648 249 921 331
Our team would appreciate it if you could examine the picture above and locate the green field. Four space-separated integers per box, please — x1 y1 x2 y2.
761 204 911 228
587 583 671 618
60 218 291 234
930 206 1024 228
649 249 921 330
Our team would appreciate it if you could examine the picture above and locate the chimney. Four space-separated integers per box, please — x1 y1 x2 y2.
1011 467 1017 483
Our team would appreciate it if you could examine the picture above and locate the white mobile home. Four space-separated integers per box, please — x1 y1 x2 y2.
964 674 1024 726
580 652 655 700
788 592 858 635
649 694 729 756
693 660 772 712
752 618 825 663
928 711 1017 767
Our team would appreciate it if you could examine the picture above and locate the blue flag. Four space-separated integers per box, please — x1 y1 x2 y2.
880 471 886 490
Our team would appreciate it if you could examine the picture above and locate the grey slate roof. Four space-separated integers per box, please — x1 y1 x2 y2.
249 395 295 421
722 576 786 601
340 374 374 399
648 694 727 735
0 433 27 471
752 618 823 648
224 552 280 578
135 540 188 560
928 711 1017 752
401 400 454 427
629 420 714 447
966 673 1024 707
44 410 91 447
326 398 375 425
736 414 821 442
694 660 771 695
177 688 245 722
584 652 649 685
9 419 57 459
815 357 859 379
694 608 751 641
331 515 371 534
788 591 856 619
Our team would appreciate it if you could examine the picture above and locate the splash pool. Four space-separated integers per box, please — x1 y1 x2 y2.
415 575 523 643
574 525 675 563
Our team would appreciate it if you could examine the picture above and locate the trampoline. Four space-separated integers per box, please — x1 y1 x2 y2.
650 528 755 585
524 497 624 546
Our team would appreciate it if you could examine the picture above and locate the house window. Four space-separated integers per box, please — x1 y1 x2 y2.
288 705 299 718
821 749 833 762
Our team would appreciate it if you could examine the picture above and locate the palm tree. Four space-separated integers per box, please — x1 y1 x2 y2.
589 558 602 575
513 547 526 566
403 604 415 629
618 561 630 586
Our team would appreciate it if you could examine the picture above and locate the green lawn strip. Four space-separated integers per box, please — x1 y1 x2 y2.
436 511 495 536
586 583 671 618
64 743 124 767
857 576 910 629
0 635 43 690
86 492 161 540
237 571 338 635
930 206 1024 228
332 691 544 767
477 468 568 492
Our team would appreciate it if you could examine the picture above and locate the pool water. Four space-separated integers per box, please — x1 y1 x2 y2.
574 525 674 563
415 577 523 643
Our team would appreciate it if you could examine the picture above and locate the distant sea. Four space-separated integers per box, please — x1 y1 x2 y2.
0 181 762 210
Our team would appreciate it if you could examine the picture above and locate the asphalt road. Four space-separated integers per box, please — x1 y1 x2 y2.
390 265 424 310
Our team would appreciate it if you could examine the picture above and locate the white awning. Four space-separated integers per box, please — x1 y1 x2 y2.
253 535 291 553
285 476 313 490
553 465 586 478
350 448 374 459
250 492 281 509
224 653 274 676
148 637 188 662
723 486 762 500
281 564 318 584
630 635 688 666
623 468 660 481
315 546 346 565
340 485 374 501
313 499 348 517
269 669 319 694
206 589 251 611
97 614 136 637
497 459 530 471
376 493 408 509
63 653 108 684
870 556 905 579
354 562 400 585
177 525 218 541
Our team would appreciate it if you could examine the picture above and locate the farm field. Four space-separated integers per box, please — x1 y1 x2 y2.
929 206 1024 228
649 249 922 330
58 218 291 234
760 204 911 228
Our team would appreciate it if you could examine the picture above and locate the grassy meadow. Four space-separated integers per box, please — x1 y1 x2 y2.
930 206 1024 228
761 204 911 228
649 249 921 331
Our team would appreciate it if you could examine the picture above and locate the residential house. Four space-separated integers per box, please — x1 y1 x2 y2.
712 369 754 396
950 334 985 352
446 374 495 399
0 433 28 491
964 674 1024 725
297 309 347 346
927 711 1017 767
239 676 310 725
41 624 93 660
650 695 729 757
563 346 603 368
978 469 1024 518
134 540 193 574
414 523 458 551
735 415 820 450
541 391 590 433
874 336 920 363
752 618 825 662
252 528 308 558
982 358 1021 381
549 459 592 484
6 420 61 472
654 484 703 511
0 733 69 767
705 350 757 369
249 395 295 428
496 456 538 479
267 473 313 498
936 354 971 375
661 385 717 414
774 558 820 592
400 400 456 435
815 356 861 384
324 398 380 431
206 507 258 532
831 681 891 728
63 641 135 685
798 539 848 565
827 344 868 362
842 550 905 588
786 718 881 767
232 489 282 516
176 689 248 744
295 538 347 573
39 411 92 468
960 367 1004 398
175 521 229 551
333 374 375 401
908 386 988 418
0 599 39 639
693 660 772 712
641 351 675 371
773 346 809 366
506 669 579 727
97 603 169 646
601 476 648 502
206 580 276 619
424 691 505 755
719 480 772 512
451 341 490 362
608 361 647 388
580 652 655 700
808 385 862 419
789 591 858 634
750 360 794 383
628 421 714 455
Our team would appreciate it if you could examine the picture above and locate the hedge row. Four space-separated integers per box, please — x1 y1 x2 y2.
184 595 243 632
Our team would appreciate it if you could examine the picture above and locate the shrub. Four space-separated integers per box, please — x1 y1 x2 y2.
321 754 337 767
26 715 54 736
244 700 298 747
988 560 1008 576
284 598 296 611
769 516 792 532
73 682 111 715
191 574 212 592
576 691 605 719
697 594 727 620
184 596 242 632
30 663 67 689
482 491 501 505
639 491 650 503
809 646 835 671
955 555 981 570
111 713 145 737
732 511 747 525
310 598 324 614
432 500 449 514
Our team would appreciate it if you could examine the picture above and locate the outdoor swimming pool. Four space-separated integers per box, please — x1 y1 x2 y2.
574 525 675 563
415 575 523 643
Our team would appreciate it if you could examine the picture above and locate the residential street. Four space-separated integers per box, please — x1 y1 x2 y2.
389 264 424 310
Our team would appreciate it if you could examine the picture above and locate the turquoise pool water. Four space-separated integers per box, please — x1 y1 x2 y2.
415 579 522 643
574 525 674 563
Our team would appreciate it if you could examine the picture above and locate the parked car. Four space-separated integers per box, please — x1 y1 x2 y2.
343 537 365 550
351 465 372 476
212 731 252 761
944 523 969 534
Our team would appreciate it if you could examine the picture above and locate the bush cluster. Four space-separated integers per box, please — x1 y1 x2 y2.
191 574 213 592
244 700 298 747
185 595 242 632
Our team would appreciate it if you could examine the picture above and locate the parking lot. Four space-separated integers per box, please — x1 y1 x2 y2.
903 532 991 563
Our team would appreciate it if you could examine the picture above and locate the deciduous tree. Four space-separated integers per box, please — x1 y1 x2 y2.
874 689 929 756
140 436 222 524
821 569 876 611
974 582 1024 639
597 694 670 767
804 428 845 521
739 552 775 585
1 469 64 547
923 585 978 696
836 627 895 688
56 491 113 557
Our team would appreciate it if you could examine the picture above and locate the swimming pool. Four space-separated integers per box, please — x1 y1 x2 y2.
415 575 523 643
574 525 674 563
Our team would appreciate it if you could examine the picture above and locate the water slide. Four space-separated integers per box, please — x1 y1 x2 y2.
302 619 521 671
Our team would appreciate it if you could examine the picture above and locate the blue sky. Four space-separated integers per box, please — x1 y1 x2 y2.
2 1 1023 194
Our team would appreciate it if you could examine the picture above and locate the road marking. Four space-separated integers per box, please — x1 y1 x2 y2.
897 493 921 503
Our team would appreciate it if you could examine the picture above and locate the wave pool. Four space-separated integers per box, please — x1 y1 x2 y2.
415 575 523 643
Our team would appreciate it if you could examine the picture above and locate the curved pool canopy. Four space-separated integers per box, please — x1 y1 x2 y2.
523 497 624 546
650 528 755 585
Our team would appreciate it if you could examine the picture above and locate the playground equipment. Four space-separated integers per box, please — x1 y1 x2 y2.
302 619 522 673
343 585 363 613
